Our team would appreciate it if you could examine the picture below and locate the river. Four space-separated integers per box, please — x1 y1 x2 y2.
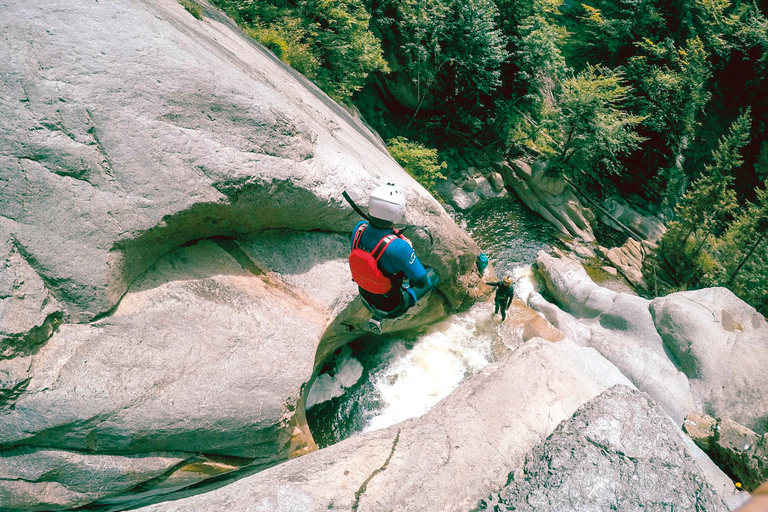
306 195 626 448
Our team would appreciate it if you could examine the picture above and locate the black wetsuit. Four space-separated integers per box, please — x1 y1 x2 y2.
486 281 514 320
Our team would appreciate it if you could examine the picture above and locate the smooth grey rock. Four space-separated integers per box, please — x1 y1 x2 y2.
0 0 480 328
488 171 505 192
533 252 695 425
131 338 635 512
487 385 732 512
600 197 666 242
651 288 768 434
435 179 480 211
0 240 322 460
0 447 186 512
0 235 62 360
240 229 358 317
462 178 478 192
497 160 595 242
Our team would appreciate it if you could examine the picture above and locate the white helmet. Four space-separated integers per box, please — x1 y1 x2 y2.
368 183 406 224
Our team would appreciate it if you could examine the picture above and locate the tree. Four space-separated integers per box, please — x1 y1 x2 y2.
299 0 390 103
674 109 750 252
646 109 752 290
386 137 446 192
624 37 712 202
364 0 508 143
211 0 388 104
544 65 646 189
715 185 768 315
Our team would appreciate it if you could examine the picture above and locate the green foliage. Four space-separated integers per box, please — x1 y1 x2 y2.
210 0 387 104
179 0 203 19
645 110 752 294
561 0 669 70
366 0 508 142
386 137 446 192
245 20 321 78
544 65 646 187
300 0 389 103
715 186 768 315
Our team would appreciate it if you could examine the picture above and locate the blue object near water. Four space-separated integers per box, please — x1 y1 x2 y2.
476 253 489 273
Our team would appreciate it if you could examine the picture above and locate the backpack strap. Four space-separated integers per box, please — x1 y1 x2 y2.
352 223 368 250
371 234 398 261
353 223 399 260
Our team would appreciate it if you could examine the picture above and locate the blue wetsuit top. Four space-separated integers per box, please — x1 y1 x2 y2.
351 220 432 310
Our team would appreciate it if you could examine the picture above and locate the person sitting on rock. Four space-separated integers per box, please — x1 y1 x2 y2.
486 275 514 321
349 183 439 334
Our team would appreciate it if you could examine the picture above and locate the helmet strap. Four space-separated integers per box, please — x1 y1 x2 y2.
370 217 394 229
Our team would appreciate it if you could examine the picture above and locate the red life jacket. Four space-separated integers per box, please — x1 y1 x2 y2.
349 224 399 294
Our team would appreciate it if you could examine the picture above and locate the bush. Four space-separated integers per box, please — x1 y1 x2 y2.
245 27 288 60
179 0 203 20
387 137 446 193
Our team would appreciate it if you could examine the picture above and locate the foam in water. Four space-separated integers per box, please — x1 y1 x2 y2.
306 346 363 409
363 303 500 432
510 265 538 303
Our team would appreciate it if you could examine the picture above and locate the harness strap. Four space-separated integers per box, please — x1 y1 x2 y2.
352 223 368 250
371 234 398 260
354 224 400 262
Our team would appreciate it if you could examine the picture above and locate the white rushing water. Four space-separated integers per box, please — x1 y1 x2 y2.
363 267 543 432
364 302 503 431
305 345 364 409
306 267 542 441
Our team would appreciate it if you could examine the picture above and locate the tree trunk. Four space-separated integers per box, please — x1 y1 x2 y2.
728 229 768 286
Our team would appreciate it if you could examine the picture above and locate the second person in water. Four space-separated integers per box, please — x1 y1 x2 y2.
486 275 514 320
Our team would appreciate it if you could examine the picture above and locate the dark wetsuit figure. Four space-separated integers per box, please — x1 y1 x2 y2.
351 220 437 318
486 281 514 320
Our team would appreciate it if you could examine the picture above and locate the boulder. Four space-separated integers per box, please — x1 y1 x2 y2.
462 178 478 192
0 240 323 459
598 237 656 292
488 171 505 192
496 160 596 242
650 288 768 434
0 0 481 331
0 1 487 508
0 448 186 512
486 385 732 512
532 251 695 425
130 338 638 512
435 178 481 211
600 197 666 242
532 252 768 436
434 176 506 212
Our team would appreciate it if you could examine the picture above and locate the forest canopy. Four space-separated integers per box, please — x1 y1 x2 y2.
210 0 768 314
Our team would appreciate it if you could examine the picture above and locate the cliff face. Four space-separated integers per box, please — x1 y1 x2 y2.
0 0 482 508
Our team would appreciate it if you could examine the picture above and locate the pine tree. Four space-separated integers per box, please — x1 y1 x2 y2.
716 186 768 315
647 109 751 290
672 109 750 253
